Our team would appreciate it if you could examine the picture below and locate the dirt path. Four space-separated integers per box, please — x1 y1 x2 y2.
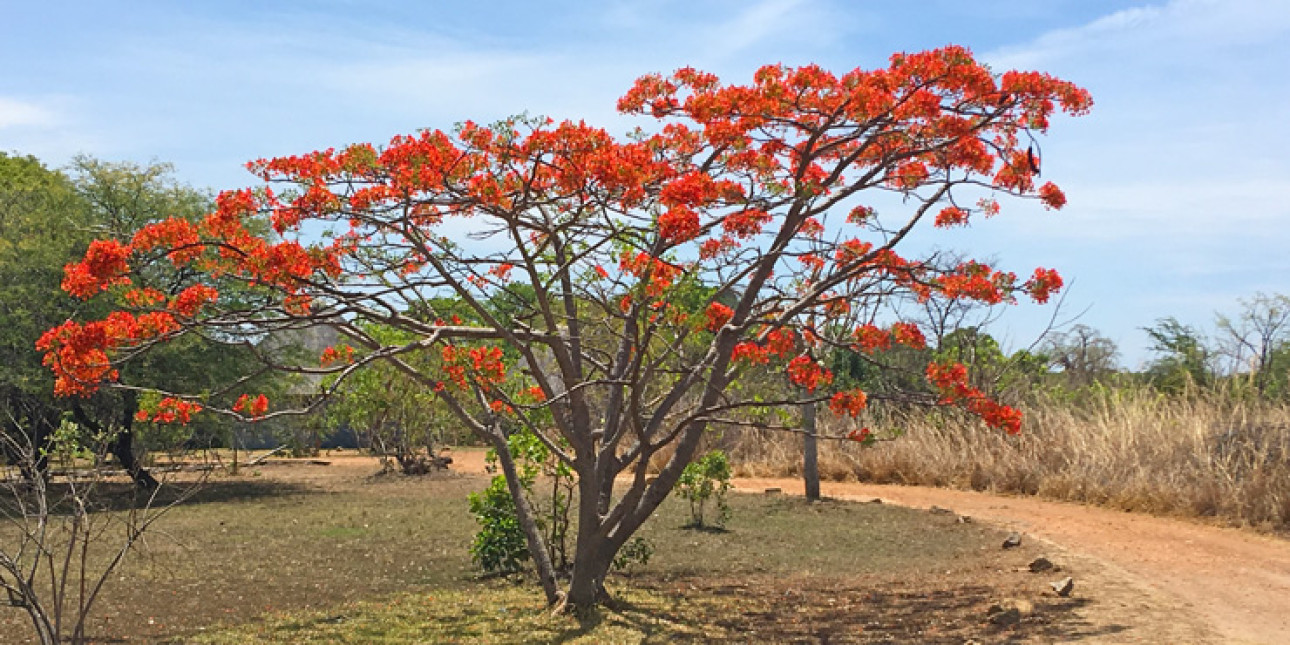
443 447 1289 644
734 478 1290 645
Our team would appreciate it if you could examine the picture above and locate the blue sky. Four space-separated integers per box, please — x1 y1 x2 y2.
3 0 1287 367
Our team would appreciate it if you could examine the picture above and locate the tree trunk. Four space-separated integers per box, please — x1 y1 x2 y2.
565 462 615 611
802 399 820 502
71 399 157 489
492 435 562 606
114 392 158 489
110 429 158 489
565 541 614 612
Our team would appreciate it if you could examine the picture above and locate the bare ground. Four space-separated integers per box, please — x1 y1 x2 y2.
450 447 1290 644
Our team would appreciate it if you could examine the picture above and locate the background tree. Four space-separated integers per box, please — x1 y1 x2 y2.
1143 317 1214 392
39 48 1090 610
0 154 278 486
1215 292 1290 397
1041 323 1120 388
0 153 90 478
323 322 467 472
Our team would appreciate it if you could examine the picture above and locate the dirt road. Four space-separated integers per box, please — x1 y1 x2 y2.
446 447 1290 644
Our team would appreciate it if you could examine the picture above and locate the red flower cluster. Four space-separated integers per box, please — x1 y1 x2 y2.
658 206 701 243
132 217 203 264
62 239 132 299
233 393 270 418
786 355 833 392
135 397 203 424
704 302 734 332
853 325 891 353
170 285 219 318
37 311 181 396
441 344 507 390
619 251 682 297
936 261 1016 304
320 344 355 367
834 239 873 266
489 263 515 281
934 206 969 228
852 322 926 353
829 389 868 417
846 428 872 442
1023 267 1064 304
722 208 772 239
925 362 1022 435
1037 182 1066 210
730 327 797 366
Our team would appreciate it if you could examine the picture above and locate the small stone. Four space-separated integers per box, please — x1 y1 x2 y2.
957 515 973 523
987 606 1022 626
1029 557 1055 572
929 505 954 515
1002 532 1023 549
1051 576 1075 597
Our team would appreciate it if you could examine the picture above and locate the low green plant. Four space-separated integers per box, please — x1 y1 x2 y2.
612 536 654 572
467 475 530 574
467 428 576 575
677 450 732 528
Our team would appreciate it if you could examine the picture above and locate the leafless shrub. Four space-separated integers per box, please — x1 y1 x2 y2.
1 417 204 644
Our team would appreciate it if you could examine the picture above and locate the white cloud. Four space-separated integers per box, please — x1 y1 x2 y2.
0 97 57 129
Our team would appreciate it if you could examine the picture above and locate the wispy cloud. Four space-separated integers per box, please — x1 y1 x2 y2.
965 0 1290 361
0 97 58 129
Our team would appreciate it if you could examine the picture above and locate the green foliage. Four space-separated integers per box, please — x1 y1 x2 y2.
611 536 654 572
468 429 576 575
322 322 469 467
467 475 530 574
677 450 732 528
1143 317 1214 393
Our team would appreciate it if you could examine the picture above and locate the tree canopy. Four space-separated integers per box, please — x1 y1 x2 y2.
37 47 1091 608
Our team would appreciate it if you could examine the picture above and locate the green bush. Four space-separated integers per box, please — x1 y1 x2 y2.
467 475 530 574
677 450 732 528
467 428 575 575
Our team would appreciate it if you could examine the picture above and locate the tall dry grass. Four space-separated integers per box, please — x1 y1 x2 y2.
721 388 1290 530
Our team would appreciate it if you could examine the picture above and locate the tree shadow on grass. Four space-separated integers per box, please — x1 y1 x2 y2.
679 522 731 534
0 478 320 515
588 575 1129 644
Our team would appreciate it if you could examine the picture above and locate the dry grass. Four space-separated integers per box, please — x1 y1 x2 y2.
724 388 1290 530
3 456 1092 644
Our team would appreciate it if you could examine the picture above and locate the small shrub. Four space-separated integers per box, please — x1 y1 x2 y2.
612 536 654 572
467 428 575 575
677 450 732 528
467 475 530 574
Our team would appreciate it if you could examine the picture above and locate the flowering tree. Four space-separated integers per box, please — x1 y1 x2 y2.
38 47 1090 609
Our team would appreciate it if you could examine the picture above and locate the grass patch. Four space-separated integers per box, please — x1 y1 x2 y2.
3 455 1102 643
